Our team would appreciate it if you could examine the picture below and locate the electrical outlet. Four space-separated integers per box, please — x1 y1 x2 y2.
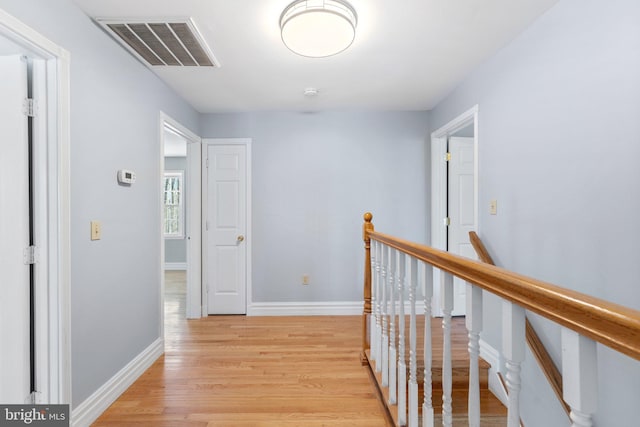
91 221 102 240
302 274 310 285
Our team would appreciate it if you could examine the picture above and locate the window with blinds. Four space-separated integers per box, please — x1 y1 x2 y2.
163 170 184 238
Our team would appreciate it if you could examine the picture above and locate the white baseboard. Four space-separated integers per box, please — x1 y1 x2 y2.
164 262 186 270
71 338 164 427
480 338 508 406
247 301 426 316
248 301 363 316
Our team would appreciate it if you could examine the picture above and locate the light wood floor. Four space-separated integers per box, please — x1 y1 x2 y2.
93 271 389 426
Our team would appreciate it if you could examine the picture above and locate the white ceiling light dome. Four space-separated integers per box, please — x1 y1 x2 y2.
280 0 358 58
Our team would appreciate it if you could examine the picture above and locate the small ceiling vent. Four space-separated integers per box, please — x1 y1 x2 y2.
96 18 219 67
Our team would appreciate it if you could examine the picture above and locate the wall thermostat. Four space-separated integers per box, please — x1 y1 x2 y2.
117 169 136 185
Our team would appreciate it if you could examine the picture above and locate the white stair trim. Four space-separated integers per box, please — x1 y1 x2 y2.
480 338 509 407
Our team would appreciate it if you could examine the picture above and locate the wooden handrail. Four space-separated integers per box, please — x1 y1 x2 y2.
365 227 640 361
469 231 570 418
468 231 495 265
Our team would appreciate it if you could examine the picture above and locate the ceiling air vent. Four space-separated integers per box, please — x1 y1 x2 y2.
97 18 219 67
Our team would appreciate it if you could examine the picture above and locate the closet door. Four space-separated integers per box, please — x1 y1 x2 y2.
0 55 32 403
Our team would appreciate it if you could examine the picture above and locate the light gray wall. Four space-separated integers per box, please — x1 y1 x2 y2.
0 0 199 408
200 111 430 302
164 157 187 264
431 0 640 424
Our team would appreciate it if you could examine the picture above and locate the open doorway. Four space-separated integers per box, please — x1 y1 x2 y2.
159 113 202 330
163 128 188 320
430 105 479 317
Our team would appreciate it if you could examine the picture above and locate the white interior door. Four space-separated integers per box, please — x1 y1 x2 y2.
448 136 476 316
0 55 32 403
204 144 247 314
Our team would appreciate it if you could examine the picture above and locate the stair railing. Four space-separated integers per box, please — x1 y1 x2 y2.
361 212 640 427
469 231 571 418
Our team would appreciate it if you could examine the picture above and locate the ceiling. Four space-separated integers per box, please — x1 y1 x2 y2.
73 0 559 113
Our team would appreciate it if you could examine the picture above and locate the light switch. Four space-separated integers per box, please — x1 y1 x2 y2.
489 200 498 215
91 221 102 240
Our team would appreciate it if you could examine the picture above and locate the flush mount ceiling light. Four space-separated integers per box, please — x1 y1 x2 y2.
280 0 357 58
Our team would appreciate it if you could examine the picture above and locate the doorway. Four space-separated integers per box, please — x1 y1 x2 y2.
0 9 71 404
159 113 202 321
163 127 188 321
430 105 479 317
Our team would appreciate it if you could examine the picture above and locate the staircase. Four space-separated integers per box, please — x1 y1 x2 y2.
361 213 640 427
365 317 507 426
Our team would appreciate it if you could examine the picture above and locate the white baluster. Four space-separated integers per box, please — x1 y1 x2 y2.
441 272 454 427
408 257 419 427
466 284 483 427
389 248 397 404
503 302 525 427
422 263 434 427
561 328 598 427
398 252 407 426
370 240 379 363
381 244 389 385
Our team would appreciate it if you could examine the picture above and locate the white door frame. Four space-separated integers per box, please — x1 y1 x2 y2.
159 112 202 320
201 138 252 315
0 8 71 404
430 105 479 317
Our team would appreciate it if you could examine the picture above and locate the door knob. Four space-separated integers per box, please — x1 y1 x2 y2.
237 235 245 242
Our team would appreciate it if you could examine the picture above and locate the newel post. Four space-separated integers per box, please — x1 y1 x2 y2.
361 212 374 364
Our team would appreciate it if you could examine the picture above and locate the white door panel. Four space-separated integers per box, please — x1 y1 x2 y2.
448 136 476 316
205 144 247 314
216 181 239 228
0 55 31 403
215 247 239 292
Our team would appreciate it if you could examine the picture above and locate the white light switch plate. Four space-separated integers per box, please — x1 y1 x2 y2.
91 221 102 240
489 200 498 215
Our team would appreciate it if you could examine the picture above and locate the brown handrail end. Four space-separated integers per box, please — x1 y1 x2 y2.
361 212 374 359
